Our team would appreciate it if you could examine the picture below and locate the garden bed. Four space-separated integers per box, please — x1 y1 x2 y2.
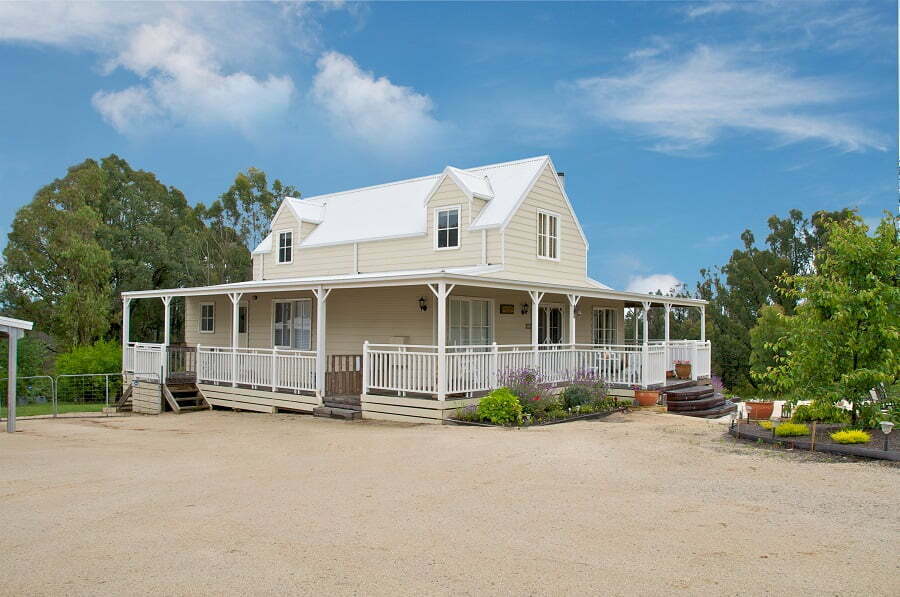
447 405 627 428
730 421 900 461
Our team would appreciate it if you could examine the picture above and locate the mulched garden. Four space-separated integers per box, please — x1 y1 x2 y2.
730 420 900 461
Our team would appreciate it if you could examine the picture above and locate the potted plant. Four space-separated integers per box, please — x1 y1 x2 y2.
674 360 692 379
631 385 658 407
745 398 775 420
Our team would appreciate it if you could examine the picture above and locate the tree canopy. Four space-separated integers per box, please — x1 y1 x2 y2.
1 155 295 351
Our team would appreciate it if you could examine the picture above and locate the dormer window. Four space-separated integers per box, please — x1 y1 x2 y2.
277 230 293 264
435 207 460 250
537 210 559 260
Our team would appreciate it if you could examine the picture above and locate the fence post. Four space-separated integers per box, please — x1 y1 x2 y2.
489 343 498 389
196 344 202 382
105 375 109 407
362 341 369 395
691 342 699 381
641 344 649 389
52 377 58 418
271 347 278 392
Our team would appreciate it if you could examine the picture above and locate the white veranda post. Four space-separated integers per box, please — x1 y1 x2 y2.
567 294 580 345
663 302 672 370
228 292 243 387
121 297 131 374
312 286 331 400
428 282 455 401
700 306 706 342
641 301 651 388
633 307 640 343
528 290 544 367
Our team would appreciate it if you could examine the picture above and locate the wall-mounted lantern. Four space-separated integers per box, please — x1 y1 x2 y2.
418 297 428 312
521 303 529 316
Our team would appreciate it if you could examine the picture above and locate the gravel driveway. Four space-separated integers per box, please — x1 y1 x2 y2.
1 410 897 596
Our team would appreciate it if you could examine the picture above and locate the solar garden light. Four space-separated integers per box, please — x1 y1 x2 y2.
770 414 781 439
879 421 894 451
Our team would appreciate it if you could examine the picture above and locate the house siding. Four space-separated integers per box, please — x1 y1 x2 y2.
494 164 588 286
186 288 625 355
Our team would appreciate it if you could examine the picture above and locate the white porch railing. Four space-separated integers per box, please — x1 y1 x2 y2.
363 340 710 398
196 346 317 393
125 342 164 379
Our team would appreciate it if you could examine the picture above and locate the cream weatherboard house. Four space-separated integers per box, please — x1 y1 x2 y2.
122 156 710 421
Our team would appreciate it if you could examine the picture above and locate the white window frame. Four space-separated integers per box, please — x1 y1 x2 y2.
272 298 312 350
592 307 617 345
199 303 215 334
277 229 293 264
537 209 560 261
447 296 494 347
434 205 461 251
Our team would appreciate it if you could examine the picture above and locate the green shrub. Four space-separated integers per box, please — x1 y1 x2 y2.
775 423 810 437
830 429 871 444
476 388 522 425
559 385 593 409
758 420 774 430
790 401 850 424
55 340 121 375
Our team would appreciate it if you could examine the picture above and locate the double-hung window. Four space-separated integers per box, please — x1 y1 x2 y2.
436 207 460 249
277 230 293 264
273 299 312 349
537 211 559 260
449 298 492 346
592 308 617 345
200 303 215 333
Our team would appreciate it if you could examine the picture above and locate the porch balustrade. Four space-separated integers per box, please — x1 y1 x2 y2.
363 340 710 398
125 342 165 380
194 346 317 393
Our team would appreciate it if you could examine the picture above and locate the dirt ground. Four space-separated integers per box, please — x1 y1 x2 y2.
1 410 897 596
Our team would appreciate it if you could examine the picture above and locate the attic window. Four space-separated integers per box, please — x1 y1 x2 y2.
277 230 293 264
436 207 459 250
537 210 559 260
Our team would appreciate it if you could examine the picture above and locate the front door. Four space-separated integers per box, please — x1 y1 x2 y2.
538 306 565 344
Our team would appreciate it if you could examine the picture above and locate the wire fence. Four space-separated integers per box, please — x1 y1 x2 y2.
0 373 133 419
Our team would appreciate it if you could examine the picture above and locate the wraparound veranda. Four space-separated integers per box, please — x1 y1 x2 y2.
122 271 710 423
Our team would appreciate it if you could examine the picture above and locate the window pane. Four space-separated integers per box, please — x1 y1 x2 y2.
438 210 448 228
293 300 311 350
438 229 448 248
448 228 458 247
238 306 247 334
447 210 458 228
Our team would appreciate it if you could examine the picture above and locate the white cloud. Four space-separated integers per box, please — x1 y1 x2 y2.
626 274 682 295
92 20 294 135
567 45 886 154
0 2 318 137
312 51 444 150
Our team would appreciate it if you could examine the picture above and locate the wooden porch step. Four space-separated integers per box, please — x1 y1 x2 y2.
666 394 725 411
324 395 361 410
665 385 715 401
313 406 361 420
671 400 737 418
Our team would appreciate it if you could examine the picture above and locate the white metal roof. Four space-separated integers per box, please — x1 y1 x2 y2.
253 156 550 251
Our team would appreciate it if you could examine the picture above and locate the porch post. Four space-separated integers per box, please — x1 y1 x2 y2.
122 297 131 374
633 307 640 344
7 328 20 433
161 296 172 347
313 286 331 401
663 302 672 372
528 290 544 368
434 282 448 400
228 292 243 387
641 301 651 388
700 305 706 342
567 294 580 345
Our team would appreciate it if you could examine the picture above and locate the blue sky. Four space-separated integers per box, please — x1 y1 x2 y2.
0 1 896 293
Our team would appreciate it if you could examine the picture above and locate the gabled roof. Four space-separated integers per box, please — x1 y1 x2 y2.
254 156 552 251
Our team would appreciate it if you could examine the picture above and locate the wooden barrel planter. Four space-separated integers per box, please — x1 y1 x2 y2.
746 400 775 420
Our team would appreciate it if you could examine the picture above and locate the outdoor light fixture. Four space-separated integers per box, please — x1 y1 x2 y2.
880 420 894 452
521 303 529 316
418 297 427 312
770 414 780 439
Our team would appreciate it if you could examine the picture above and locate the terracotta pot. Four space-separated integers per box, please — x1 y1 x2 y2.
666 370 676 379
675 363 692 379
746 401 774 420
634 390 658 407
